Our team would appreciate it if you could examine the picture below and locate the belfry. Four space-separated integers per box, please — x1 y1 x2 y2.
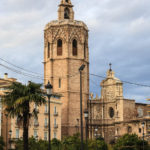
44 0 89 136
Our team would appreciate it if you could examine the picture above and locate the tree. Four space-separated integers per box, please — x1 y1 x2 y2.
88 138 108 150
114 134 150 150
2 82 46 150
0 136 5 150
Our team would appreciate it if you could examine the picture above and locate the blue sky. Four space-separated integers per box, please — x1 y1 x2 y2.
0 0 150 103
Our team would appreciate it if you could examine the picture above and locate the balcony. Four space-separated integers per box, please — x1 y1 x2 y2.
53 112 58 116
44 111 48 115
34 122 39 127
44 124 48 128
54 124 58 129
34 108 39 113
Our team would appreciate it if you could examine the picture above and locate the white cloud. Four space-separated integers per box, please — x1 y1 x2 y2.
0 0 150 102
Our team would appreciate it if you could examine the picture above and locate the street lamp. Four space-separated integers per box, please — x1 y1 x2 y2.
9 130 12 150
45 81 53 150
94 128 98 150
84 109 89 150
79 64 85 150
142 122 145 150
5 114 8 150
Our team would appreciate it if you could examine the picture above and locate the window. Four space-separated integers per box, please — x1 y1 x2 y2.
54 118 57 126
64 8 70 19
127 126 132 133
65 0 68 2
34 104 38 111
109 107 114 118
34 118 38 126
139 128 141 133
57 39 62 56
45 118 48 126
54 132 57 138
84 42 86 58
45 104 48 113
48 42 50 58
34 130 38 139
72 39 77 56
16 129 19 139
54 106 57 114
59 78 61 88
44 132 48 141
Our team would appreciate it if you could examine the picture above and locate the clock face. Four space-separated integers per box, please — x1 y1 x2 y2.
109 107 114 118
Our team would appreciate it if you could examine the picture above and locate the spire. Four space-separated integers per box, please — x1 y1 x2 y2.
58 0 74 20
109 63 112 71
107 63 114 78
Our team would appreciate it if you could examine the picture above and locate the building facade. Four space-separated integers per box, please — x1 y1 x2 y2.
88 67 150 143
44 0 89 136
0 74 62 150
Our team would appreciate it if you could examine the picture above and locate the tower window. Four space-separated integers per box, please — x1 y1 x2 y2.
72 39 77 56
59 78 61 88
57 39 62 56
84 42 86 58
48 42 50 58
64 8 70 19
65 0 69 3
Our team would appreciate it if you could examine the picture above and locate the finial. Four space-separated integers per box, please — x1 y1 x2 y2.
109 63 112 71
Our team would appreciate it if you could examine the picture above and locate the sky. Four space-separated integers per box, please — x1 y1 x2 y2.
0 0 150 104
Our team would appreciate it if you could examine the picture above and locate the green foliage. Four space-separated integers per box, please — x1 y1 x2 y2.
0 136 5 150
14 133 109 150
113 134 150 150
88 138 108 150
62 133 81 150
15 137 48 150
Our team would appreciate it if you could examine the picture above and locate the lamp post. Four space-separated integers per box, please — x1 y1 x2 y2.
84 109 89 150
79 64 85 150
5 114 8 150
142 122 145 150
94 128 98 150
45 81 53 150
9 130 12 150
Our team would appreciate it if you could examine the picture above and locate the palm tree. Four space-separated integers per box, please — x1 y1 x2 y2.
2 81 46 150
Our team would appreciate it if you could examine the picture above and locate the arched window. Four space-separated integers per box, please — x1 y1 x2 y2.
59 78 61 88
72 39 77 56
127 126 132 133
64 8 70 19
65 0 69 2
57 39 62 56
84 42 86 58
48 42 50 58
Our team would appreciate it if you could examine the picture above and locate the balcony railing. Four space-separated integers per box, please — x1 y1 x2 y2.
44 124 48 128
34 122 39 127
44 111 48 115
54 112 58 116
54 124 58 129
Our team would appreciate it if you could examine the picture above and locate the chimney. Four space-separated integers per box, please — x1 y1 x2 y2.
4 73 8 79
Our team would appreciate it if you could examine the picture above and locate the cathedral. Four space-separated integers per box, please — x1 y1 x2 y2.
88 67 150 143
44 0 89 136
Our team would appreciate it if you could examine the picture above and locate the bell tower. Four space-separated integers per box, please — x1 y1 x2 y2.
44 0 89 137
58 0 74 20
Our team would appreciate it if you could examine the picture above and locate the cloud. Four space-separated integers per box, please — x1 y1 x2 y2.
0 0 150 102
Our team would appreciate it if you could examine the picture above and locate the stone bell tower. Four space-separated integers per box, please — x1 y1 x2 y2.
44 0 89 137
